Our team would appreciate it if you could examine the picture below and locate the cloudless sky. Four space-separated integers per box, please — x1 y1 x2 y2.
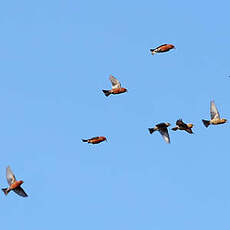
0 1 230 229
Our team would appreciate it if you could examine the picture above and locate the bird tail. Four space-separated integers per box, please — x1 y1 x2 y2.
2 188 9 195
102 90 111 97
148 128 157 134
81 139 88 142
171 127 178 131
202 120 210 128
150 49 156 55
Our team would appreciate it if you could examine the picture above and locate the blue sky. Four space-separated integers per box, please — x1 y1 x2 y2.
0 1 230 229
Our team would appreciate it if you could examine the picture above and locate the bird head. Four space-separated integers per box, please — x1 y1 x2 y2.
18 180 24 185
102 137 107 142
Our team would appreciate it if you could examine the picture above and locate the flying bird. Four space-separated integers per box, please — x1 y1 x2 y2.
82 136 107 144
172 119 194 134
148 122 171 143
150 44 175 55
2 166 28 197
102 75 127 97
202 101 227 127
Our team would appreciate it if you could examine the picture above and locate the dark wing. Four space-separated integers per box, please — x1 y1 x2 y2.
6 166 16 186
109 75 121 89
90 136 100 140
156 123 167 129
13 187 28 197
176 119 188 129
155 44 167 49
159 128 170 144
210 101 220 119
185 128 193 134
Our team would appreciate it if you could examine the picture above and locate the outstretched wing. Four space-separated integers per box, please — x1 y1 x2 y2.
13 187 28 197
6 166 16 186
109 75 121 89
159 128 170 144
210 101 220 119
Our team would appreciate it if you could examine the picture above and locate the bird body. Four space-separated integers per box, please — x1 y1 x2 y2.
202 101 227 127
82 136 107 144
2 166 28 197
172 119 193 134
148 122 171 143
102 75 127 97
150 44 175 55
102 88 127 97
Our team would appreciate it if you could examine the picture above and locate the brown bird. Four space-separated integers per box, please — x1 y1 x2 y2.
2 166 28 197
172 119 194 134
102 75 127 97
202 101 227 128
148 122 171 143
82 136 107 144
150 44 175 55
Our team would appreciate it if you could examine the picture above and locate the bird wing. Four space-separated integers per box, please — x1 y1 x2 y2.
6 166 16 186
185 128 193 134
109 75 121 89
210 101 220 119
159 128 170 144
156 44 167 49
13 187 28 197
90 136 99 140
176 119 188 129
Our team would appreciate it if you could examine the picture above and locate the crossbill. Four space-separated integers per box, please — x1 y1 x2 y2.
2 166 28 197
150 44 175 55
102 75 127 96
82 136 107 144
172 119 194 134
202 101 227 127
148 122 171 143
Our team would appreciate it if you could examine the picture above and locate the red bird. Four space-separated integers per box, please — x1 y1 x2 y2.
2 166 28 197
150 44 175 55
102 75 127 97
82 136 107 144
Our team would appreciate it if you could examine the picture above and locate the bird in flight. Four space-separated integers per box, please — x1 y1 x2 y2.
148 122 171 143
150 44 175 55
82 136 107 144
202 101 227 127
102 75 127 97
171 119 194 134
2 166 28 197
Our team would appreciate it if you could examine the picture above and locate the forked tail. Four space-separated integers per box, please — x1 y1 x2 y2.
150 49 156 55
202 119 210 128
2 188 9 195
148 128 156 134
102 90 111 97
171 127 178 131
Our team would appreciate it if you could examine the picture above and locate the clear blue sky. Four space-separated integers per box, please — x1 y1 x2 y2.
0 1 230 229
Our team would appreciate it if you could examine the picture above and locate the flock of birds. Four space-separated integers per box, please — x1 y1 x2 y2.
1 44 227 198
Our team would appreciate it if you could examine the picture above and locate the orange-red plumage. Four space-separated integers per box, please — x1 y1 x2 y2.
82 136 107 144
102 75 127 96
9 180 24 190
2 166 28 197
111 88 127 94
150 44 175 55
